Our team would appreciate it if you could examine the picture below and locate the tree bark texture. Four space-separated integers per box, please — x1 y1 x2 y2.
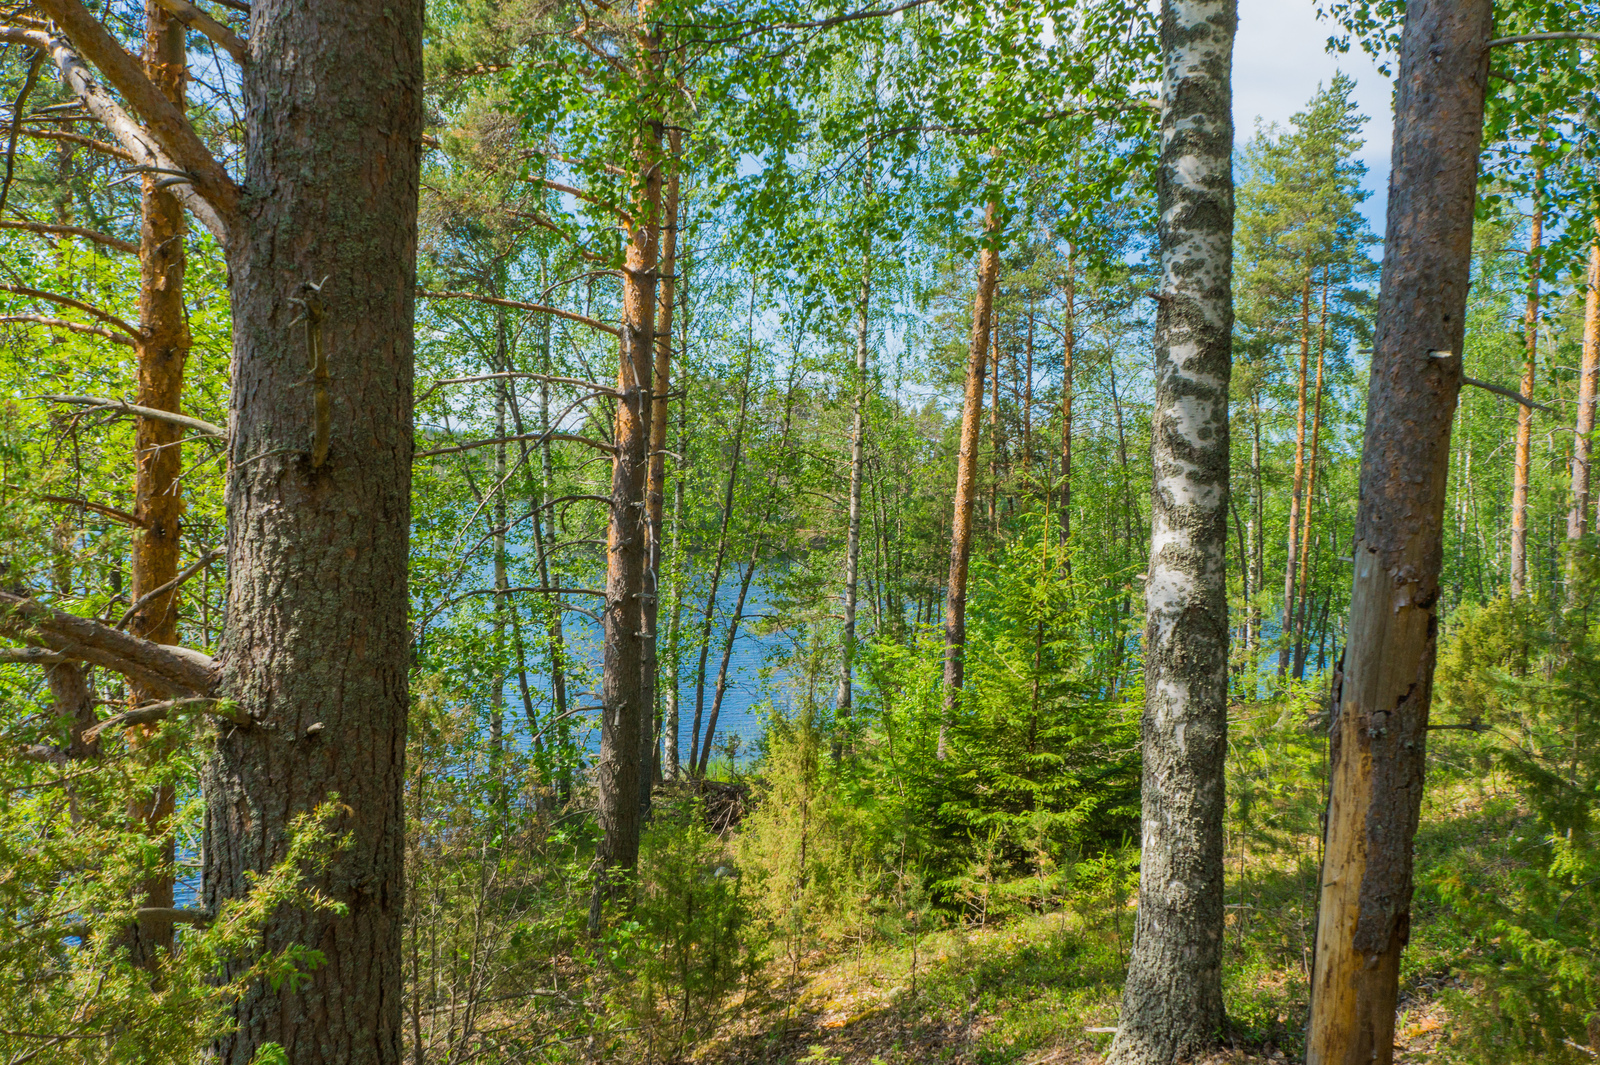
1567 223 1599 572
641 128 679 806
201 0 423 1058
1107 2 1234 1062
1510 171 1542 599
1306 3 1492 1062
125 0 188 969
939 199 1000 762
597 126 661 874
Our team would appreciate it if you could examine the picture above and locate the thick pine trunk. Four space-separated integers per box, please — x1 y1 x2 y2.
597 126 661 876
203 0 422 1058
837 248 871 729
1510 172 1543 599
1306 4 1492 1062
1280 270 1312 676
1107 1 1234 1061
641 129 680 802
125 0 187 968
939 199 1000 762
1569 226 1600 572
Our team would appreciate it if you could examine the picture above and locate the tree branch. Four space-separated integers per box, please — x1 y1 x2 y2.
17 125 136 162
523 175 633 223
0 647 69 665
415 431 616 459
116 546 223 629
0 314 136 345
40 494 148 528
0 283 142 339
1462 375 1556 414
41 394 227 438
83 696 246 741
0 218 138 254
1489 31 1600 47
417 288 620 337
150 0 246 63
0 591 216 697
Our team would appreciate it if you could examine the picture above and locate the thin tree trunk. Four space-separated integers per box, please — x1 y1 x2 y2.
1107 1 1234 1061
1060 247 1075 547
1294 271 1330 676
939 198 1001 762
1511 163 1543 599
837 243 871 735
595 120 662 884
640 127 680 809
1023 309 1034 487
1281 268 1313 676
698 555 757 778
664 263 690 779
1306 4 1492 1061
690 306 755 774
1251 387 1264 658
537 311 571 801
1566 221 1599 602
204 0 423 1057
125 0 187 970
990 304 1002 533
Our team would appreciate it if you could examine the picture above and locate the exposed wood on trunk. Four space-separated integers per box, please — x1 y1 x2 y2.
200 0 423 1056
1510 164 1543 599
1107 1 1234 1061
1306 4 1493 1062
123 0 188 968
939 198 1000 762
1567 221 1599 601
1281 268 1312 675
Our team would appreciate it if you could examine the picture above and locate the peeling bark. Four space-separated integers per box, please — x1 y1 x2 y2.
1107 2 1234 1061
1306 3 1492 1062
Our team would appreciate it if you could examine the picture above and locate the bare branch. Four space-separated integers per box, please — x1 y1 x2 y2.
116 546 223 629
0 218 137 254
1462 375 1556 414
416 371 618 406
0 314 136 345
83 696 246 741
41 394 227 438
524 175 633 223
39 494 148 528
415 431 616 459
0 591 216 697
418 288 620 337
1489 31 1600 47
135 906 212 926
0 283 142 339
17 125 135 162
0 647 69 665
151 0 246 63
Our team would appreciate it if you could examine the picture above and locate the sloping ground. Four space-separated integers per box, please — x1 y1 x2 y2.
698 779 1522 1065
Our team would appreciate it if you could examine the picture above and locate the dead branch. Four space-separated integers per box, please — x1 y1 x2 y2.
416 371 618 406
0 314 136 345
17 125 135 162
0 283 142 339
0 648 70 665
523 175 634 223
0 218 137 254
0 591 216 698
415 431 615 459
41 394 227 438
1489 31 1600 46
116 546 223 629
1462 375 1556 414
39 494 148 528
82 696 246 741
418 288 620 337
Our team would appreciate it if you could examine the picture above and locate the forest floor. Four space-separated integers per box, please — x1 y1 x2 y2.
700 777 1516 1065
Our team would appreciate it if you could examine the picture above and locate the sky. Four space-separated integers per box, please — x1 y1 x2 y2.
1233 0 1394 235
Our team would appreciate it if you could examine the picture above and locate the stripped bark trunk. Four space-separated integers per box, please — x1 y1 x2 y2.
1511 165 1542 599
640 127 680 805
938 199 1000 762
595 121 662 882
1566 221 1599 602
202 0 423 1057
124 0 187 969
837 245 871 735
1106 1 1234 1061
1280 268 1313 676
1306 3 1492 1061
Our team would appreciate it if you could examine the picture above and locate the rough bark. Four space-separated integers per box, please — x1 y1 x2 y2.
1510 169 1542 599
123 0 189 969
837 246 871 732
1567 223 1599 593
641 127 679 806
1106 1 1234 1061
938 198 1000 762
596 123 662 877
200 0 422 1057
1306 3 1492 1062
